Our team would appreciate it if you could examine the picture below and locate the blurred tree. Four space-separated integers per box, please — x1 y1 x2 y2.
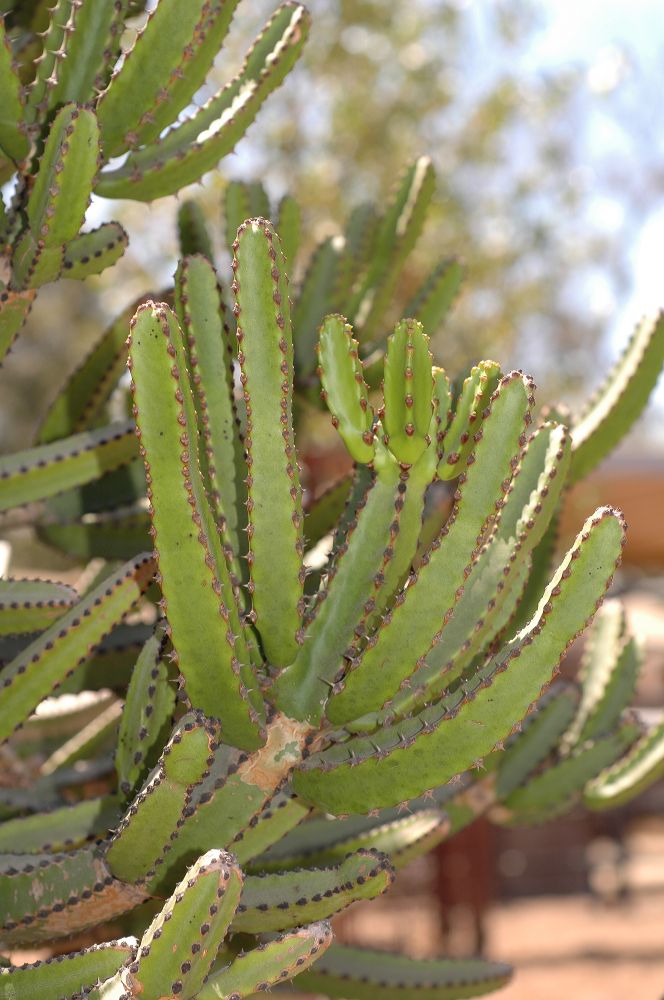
217 0 655 393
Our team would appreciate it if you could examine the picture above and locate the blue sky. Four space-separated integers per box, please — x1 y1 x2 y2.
528 0 664 407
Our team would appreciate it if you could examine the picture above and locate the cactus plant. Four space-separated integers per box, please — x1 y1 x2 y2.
0 203 663 996
1 1 664 991
0 0 309 358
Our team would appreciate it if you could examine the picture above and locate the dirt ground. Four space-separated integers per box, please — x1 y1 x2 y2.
489 894 664 999
334 891 664 1000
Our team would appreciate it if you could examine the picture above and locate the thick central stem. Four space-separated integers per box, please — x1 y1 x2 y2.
236 712 315 795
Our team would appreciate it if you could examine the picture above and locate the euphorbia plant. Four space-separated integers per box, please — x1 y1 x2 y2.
1 1 664 996
0 218 663 996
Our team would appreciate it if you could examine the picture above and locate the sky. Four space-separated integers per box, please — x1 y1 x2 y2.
527 0 664 403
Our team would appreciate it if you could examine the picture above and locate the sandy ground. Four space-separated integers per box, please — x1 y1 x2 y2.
333 890 664 1000
488 894 664 1000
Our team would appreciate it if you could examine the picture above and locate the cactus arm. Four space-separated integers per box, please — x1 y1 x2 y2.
174 255 244 569
25 104 100 249
197 921 333 1000
231 790 311 865
14 686 117 751
38 292 161 443
0 288 36 363
244 180 271 218
0 17 29 162
1 624 150 697
308 362 435 640
250 811 384 870
0 938 136 998
293 239 348 380
347 157 436 343
316 314 375 463
111 850 243 1000
293 945 512 1000
115 628 175 801
343 202 379 278
233 219 304 667
224 180 253 251
564 600 640 747
509 507 560 634
61 222 128 281
404 258 464 335
494 423 568 546
570 311 664 482
223 182 272 254
494 686 579 798
132 714 312 895
51 622 151 695
13 140 111 279
40 698 122 776
577 597 626 680
377 811 451 870
0 795 119 854
21 0 66 125
304 474 353 549
0 846 146 948
276 193 301 269
431 366 453 459
326 372 533 726
382 422 572 721
10 231 65 289
178 200 215 260
22 0 73 122
139 766 265 896
294 507 625 813
382 319 433 465
272 454 403 723
0 554 154 744
95 4 310 201
106 713 218 884
96 0 241 157
231 849 393 933
584 716 664 810
374 556 530 733
251 809 448 874
0 420 137 511
47 0 130 105
0 577 78 635
45 462 147 522
495 722 639 825
363 446 438 635
38 509 151 561
224 180 272 253
438 361 502 480
330 463 375 551
579 636 641 743
128 302 263 748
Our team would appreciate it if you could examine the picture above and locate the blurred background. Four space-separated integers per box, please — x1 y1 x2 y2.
5 0 664 447
3 1 664 996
